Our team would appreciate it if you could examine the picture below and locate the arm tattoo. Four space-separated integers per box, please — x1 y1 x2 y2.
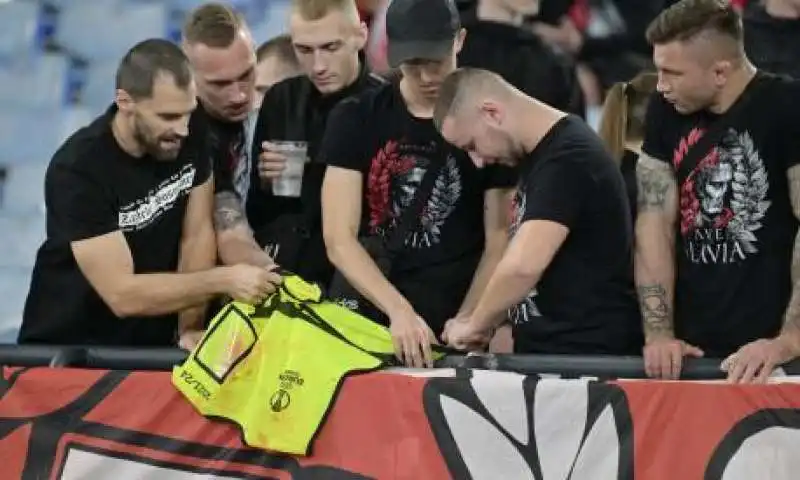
213 191 247 232
636 156 676 212
637 284 673 336
782 166 800 332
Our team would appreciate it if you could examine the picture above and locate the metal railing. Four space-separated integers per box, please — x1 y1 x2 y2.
1 345 799 380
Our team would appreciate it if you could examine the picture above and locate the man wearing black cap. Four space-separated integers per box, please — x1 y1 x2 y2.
319 0 516 368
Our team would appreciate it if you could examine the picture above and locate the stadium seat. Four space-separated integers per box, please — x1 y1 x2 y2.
57 1 169 62
82 61 119 111
1 162 50 216
250 1 291 43
0 54 70 109
0 106 92 165
0 1 42 61
0 214 45 269
0 266 32 344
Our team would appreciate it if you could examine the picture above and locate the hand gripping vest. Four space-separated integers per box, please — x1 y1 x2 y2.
172 273 446 456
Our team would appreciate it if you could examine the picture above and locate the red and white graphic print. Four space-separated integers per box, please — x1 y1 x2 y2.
674 128 771 265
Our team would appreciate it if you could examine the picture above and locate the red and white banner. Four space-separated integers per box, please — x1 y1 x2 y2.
0 366 797 479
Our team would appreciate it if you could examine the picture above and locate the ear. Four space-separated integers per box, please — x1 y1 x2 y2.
454 28 467 55
712 59 732 86
115 89 135 114
354 21 369 50
479 100 503 125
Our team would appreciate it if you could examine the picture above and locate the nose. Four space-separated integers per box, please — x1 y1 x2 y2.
175 117 190 138
420 67 437 84
656 74 670 94
232 83 248 104
468 151 485 168
312 51 327 75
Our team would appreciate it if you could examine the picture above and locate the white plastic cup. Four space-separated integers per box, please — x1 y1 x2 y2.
269 141 308 198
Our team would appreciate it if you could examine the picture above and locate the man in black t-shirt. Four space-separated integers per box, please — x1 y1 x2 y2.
320 0 516 368
182 3 276 269
433 68 642 355
246 0 386 289
457 0 585 117
637 0 800 383
18 40 279 348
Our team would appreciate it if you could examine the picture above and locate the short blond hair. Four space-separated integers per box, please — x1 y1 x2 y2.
291 0 360 22
182 2 247 48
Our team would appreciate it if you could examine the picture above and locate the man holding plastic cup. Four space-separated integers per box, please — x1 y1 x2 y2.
246 0 385 288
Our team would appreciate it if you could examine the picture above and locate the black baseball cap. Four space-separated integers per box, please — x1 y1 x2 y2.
385 0 461 68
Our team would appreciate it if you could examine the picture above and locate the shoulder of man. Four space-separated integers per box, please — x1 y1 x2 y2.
52 111 116 173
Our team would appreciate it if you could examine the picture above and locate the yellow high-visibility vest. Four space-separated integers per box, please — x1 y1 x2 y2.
173 274 446 456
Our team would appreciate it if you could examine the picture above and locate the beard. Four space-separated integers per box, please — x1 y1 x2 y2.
132 113 184 161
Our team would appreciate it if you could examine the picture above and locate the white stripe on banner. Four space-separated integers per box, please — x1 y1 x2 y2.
60 448 241 479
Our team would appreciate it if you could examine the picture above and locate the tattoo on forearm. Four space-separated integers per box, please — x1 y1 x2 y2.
782 166 800 333
637 284 673 335
636 158 675 212
213 191 247 232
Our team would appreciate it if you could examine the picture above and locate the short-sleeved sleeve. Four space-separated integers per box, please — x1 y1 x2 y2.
316 95 371 173
190 131 212 188
483 164 518 190
46 164 118 242
641 92 674 164
521 156 592 230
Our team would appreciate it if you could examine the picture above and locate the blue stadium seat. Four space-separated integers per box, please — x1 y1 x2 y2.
57 1 169 62
250 1 291 44
82 61 119 111
0 54 70 109
0 266 32 344
0 1 42 61
0 106 92 165
0 214 45 268
1 162 50 216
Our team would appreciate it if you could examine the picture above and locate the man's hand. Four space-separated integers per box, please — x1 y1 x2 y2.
257 142 288 181
644 337 704 379
722 338 796 384
442 315 492 352
222 264 282 304
388 309 438 368
178 329 205 351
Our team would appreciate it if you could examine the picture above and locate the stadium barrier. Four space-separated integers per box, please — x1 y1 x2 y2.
2 344 799 378
1 345 799 478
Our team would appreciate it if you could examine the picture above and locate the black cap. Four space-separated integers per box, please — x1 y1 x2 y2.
385 0 461 68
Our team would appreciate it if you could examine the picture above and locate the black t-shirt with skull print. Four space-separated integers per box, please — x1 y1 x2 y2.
641 71 800 358
511 115 642 355
319 80 516 333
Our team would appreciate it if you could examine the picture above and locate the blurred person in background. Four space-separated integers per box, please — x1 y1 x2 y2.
597 71 658 222
182 2 280 270
433 68 642 355
246 0 385 289
636 0 800 383
18 40 279 348
743 0 800 79
320 0 516 367
457 0 586 117
532 0 664 115
253 34 302 110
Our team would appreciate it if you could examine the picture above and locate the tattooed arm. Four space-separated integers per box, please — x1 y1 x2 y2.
722 166 800 383
635 154 678 339
214 191 275 268
635 154 703 378
777 165 800 354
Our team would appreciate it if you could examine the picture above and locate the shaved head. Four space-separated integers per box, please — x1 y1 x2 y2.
433 68 510 131
433 68 528 168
